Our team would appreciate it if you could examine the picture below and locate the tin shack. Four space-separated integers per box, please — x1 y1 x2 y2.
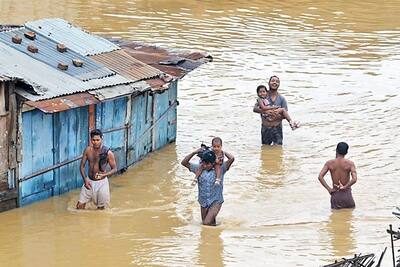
0 18 211 211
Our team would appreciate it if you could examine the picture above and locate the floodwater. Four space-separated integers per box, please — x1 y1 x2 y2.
1 0 400 266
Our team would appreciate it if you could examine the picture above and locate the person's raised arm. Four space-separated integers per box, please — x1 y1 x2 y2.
224 151 235 171
80 148 91 189
181 148 201 169
318 162 335 194
342 161 357 190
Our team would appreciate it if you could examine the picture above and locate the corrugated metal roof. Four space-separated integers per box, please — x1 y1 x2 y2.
25 92 99 113
120 42 212 78
0 28 115 81
25 18 120 56
88 81 150 101
0 41 133 101
89 50 162 81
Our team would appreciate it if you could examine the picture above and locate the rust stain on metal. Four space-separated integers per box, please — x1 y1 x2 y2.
24 92 99 113
88 104 96 133
89 50 162 81
120 42 212 79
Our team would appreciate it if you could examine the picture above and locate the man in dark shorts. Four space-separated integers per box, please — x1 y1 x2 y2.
253 76 289 145
181 146 235 226
318 142 357 209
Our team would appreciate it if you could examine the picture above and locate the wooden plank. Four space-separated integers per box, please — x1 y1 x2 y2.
88 104 95 134
7 87 17 169
0 188 17 202
0 198 17 212
167 81 178 143
0 116 8 173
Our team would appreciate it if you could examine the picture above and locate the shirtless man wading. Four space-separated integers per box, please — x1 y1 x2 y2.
76 129 117 209
318 142 357 209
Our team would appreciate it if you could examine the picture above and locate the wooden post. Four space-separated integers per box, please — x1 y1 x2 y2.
0 82 6 116
151 92 157 151
88 104 95 140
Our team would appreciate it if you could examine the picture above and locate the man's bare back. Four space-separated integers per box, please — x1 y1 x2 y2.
318 142 357 209
325 158 356 189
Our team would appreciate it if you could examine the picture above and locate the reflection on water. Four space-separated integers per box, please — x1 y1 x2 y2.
327 209 356 257
256 146 284 189
198 226 224 267
0 0 399 266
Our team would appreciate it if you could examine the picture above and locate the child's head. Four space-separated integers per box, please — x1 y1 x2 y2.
256 85 268 98
211 137 223 153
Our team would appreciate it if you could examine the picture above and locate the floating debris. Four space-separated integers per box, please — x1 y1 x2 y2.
323 250 386 267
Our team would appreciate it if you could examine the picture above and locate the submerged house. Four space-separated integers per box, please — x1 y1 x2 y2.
0 18 211 212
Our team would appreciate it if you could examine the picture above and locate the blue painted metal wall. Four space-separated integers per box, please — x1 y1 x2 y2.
96 97 127 171
18 86 177 206
153 91 170 150
53 108 88 195
127 91 153 165
20 109 54 205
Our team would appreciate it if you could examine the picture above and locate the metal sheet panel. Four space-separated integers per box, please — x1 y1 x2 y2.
0 41 132 101
25 18 120 56
19 109 54 205
96 97 128 171
127 92 153 165
88 81 150 101
153 91 169 150
0 28 115 81
90 50 162 81
121 43 212 78
25 93 99 113
53 107 88 195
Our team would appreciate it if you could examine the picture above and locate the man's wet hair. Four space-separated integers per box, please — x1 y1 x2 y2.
336 142 349 155
201 150 216 164
90 129 103 139
256 85 267 94
212 137 222 146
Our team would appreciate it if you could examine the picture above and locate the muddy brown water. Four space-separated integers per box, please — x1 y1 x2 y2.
1 1 399 266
